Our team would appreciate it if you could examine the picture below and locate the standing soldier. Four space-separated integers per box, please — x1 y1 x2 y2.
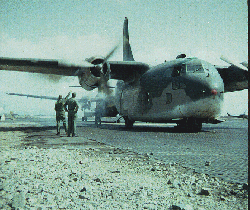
64 92 79 137
55 92 70 136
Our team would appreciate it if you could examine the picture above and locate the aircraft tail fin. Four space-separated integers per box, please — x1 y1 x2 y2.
123 17 134 61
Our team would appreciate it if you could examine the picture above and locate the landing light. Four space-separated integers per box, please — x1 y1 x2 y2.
211 89 218 95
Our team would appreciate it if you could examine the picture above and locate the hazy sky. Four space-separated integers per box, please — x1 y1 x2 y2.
0 0 248 116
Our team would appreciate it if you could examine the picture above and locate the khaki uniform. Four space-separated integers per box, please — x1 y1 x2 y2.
55 92 70 135
55 99 67 134
64 97 79 136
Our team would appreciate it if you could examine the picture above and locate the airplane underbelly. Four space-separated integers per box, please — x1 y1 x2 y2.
118 81 223 122
132 85 223 122
170 96 222 119
140 96 223 121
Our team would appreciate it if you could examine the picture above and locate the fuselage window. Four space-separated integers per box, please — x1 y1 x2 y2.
166 93 172 104
172 66 182 77
172 64 186 89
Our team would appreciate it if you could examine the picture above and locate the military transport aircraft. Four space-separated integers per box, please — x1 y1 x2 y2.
227 112 248 119
0 17 248 132
6 91 90 111
6 92 119 124
6 91 93 118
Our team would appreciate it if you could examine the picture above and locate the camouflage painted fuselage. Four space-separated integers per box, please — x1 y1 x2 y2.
115 57 224 123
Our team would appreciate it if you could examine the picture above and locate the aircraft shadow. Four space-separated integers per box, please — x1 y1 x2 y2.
0 126 56 132
79 123 210 133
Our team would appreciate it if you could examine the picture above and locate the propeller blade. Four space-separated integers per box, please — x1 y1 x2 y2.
104 44 120 62
77 43 120 95
97 43 120 94
58 59 94 68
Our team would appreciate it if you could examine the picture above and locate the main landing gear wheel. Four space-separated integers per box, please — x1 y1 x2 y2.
82 117 88 121
124 117 134 128
176 118 202 132
95 116 101 125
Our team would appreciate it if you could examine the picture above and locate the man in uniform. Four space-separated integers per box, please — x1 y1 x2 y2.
55 92 70 136
64 92 79 137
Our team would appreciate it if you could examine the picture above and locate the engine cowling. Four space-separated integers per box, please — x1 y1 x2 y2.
77 57 111 91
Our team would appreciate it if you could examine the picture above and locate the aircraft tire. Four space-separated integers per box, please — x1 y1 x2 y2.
95 116 101 125
124 117 134 128
82 117 88 121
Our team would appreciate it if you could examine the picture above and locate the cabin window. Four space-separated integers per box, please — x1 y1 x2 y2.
166 93 172 104
172 66 181 77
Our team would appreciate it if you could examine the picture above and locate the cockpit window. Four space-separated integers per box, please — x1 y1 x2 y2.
172 64 186 77
186 64 204 72
186 60 204 73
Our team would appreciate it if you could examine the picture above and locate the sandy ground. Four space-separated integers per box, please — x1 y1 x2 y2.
0 129 248 209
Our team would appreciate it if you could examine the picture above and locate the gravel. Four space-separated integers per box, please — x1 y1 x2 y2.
0 131 248 209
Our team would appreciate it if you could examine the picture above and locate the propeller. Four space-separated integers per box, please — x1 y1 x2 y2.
103 44 119 63
88 44 120 95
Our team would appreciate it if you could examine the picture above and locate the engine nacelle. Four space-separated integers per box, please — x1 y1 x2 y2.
78 68 99 91
77 57 111 91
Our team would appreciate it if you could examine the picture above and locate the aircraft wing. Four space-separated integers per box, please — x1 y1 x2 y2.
0 57 93 76
215 65 248 92
215 56 248 92
0 57 150 81
240 61 248 68
109 61 150 81
6 92 91 109
7 93 58 100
